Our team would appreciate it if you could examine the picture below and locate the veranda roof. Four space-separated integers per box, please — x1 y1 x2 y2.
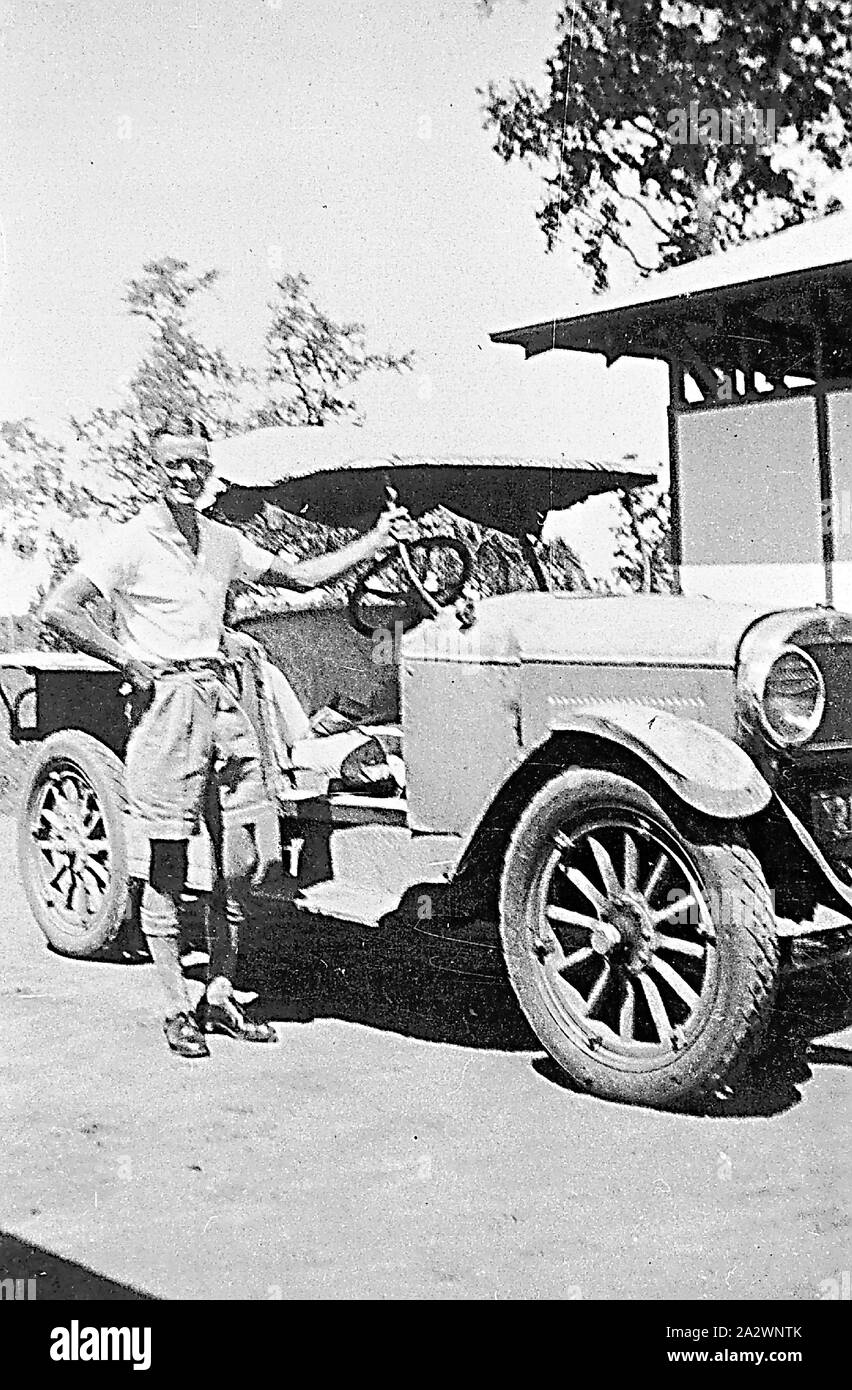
491 209 852 373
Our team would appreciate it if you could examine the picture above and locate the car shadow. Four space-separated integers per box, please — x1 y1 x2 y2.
217 905 852 1110
231 904 538 1052
712 966 852 1118
106 890 851 1114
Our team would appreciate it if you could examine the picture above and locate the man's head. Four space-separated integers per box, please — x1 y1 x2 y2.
150 416 213 506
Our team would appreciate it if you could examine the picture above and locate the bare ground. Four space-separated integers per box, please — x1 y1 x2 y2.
0 814 850 1301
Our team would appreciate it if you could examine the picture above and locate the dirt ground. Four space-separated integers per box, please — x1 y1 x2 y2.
0 814 850 1301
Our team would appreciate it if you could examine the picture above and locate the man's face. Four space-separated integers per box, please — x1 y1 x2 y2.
154 437 214 506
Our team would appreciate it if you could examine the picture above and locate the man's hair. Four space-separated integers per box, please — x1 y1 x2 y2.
149 415 212 448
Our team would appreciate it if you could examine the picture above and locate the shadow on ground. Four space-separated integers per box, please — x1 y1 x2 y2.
98 895 852 1118
723 965 852 1118
0 1231 156 1300
229 907 852 1117
234 906 538 1054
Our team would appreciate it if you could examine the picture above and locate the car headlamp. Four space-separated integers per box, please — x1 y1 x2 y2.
757 646 825 748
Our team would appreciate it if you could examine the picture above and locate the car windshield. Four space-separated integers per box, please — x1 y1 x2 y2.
226 504 588 635
412 510 589 598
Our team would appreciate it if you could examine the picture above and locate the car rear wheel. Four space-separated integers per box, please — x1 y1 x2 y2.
18 731 129 958
500 768 780 1110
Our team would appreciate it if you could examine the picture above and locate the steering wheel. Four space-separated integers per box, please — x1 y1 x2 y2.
348 536 472 636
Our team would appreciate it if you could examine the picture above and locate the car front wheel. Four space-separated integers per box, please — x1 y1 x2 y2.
499 768 779 1110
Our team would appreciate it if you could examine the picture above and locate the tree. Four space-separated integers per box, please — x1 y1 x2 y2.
0 420 88 580
253 273 413 427
68 259 413 521
0 256 415 630
480 1 852 287
70 257 252 520
230 271 415 599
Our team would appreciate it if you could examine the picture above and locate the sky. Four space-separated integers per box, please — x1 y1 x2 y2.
0 0 669 585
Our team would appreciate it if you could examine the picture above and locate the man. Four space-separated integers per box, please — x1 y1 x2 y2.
42 416 410 1058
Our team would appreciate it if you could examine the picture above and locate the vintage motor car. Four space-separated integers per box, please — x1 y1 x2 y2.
5 213 852 1111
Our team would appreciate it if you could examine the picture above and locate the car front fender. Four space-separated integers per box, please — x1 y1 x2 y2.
547 702 771 820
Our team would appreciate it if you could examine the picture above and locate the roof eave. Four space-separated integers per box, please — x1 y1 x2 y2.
491 261 852 363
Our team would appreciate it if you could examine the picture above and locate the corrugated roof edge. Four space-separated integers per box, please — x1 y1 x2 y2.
491 208 852 353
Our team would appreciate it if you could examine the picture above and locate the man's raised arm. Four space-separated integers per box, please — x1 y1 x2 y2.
260 503 412 589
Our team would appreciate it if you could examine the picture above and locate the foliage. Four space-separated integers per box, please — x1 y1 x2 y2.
0 420 90 583
480 1 852 287
253 273 413 427
1 258 414 591
611 483 674 593
68 258 412 521
0 249 594 635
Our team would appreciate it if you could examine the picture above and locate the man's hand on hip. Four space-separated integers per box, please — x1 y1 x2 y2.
122 657 157 718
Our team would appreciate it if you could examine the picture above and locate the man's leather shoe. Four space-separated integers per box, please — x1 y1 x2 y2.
197 996 278 1043
163 1011 210 1058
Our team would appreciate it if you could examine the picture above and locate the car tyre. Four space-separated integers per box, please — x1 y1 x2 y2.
500 768 780 1110
18 730 130 958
